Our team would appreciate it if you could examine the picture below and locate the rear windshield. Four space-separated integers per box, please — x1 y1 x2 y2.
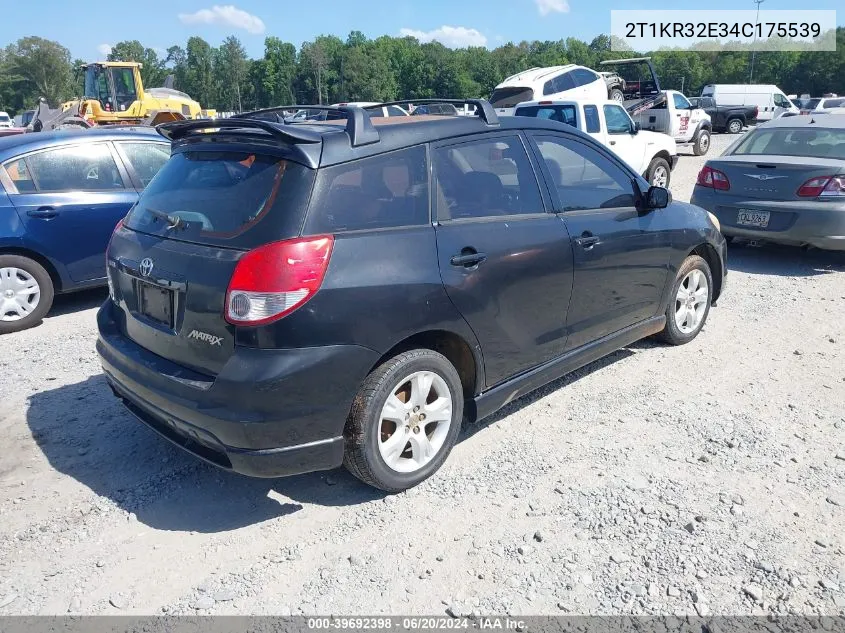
490 87 534 109
514 104 577 127
806 99 822 109
732 128 845 159
125 150 316 248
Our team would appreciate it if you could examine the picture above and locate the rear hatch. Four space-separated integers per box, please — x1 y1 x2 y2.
109 143 316 376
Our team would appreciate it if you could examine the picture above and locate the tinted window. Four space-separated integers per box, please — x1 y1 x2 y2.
583 106 601 133
806 98 822 109
306 146 428 233
572 69 598 87
26 143 125 192
2 157 36 193
514 105 577 127
534 136 636 211
118 142 170 187
821 98 845 108
732 128 845 159
673 93 691 109
434 136 542 220
126 151 316 248
490 87 534 108
603 104 632 134
552 72 576 93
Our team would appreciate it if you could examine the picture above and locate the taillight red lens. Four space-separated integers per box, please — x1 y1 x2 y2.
797 175 845 197
696 166 730 191
225 235 334 326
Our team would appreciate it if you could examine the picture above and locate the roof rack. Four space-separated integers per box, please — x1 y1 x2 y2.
156 117 324 144
378 99 500 126
233 104 379 147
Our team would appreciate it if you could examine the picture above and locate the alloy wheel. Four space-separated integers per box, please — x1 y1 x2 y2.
674 269 709 334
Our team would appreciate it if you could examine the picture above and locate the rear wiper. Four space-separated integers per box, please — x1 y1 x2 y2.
145 208 185 230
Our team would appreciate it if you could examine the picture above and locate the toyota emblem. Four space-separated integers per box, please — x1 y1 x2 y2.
139 258 154 277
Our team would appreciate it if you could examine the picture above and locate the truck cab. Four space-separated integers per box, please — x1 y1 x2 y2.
512 99 678 186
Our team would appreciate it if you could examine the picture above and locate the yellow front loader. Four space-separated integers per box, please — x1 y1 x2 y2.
29 62 217 132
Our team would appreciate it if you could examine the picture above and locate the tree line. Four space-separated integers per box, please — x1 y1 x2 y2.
1 28 844 115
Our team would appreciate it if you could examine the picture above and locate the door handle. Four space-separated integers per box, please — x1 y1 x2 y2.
450 250 487 268
574 232 600 249
27 207 58 219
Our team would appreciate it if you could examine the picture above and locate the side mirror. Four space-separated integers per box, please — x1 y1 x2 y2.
646 185 670 209
632 121 641 134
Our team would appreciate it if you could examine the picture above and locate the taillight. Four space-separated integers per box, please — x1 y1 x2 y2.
225 235 334 326
105 218 124 260
797 175 845 197
696 166 730 191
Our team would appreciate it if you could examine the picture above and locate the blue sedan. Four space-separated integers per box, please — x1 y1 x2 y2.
0 128 170 333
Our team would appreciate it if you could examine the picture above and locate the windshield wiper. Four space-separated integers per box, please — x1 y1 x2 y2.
145 208 185 230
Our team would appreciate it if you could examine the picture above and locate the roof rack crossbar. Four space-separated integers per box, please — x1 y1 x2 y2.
377 99 499 126
156 118 324 144
234 104 379 147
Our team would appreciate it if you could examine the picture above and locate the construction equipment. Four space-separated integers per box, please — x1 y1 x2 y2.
28 62 216 132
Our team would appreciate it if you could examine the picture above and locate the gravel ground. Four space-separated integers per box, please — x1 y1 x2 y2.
1 132 844 617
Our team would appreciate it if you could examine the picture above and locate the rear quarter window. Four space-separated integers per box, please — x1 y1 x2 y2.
305 145 429 234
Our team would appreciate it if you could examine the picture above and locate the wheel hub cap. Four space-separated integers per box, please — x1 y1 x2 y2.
0 267 41 322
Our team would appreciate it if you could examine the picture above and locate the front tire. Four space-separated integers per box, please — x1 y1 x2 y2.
343 349 464 492
693 129 710 156
726 118 743 134
609 88 625 103
646 157 671 188
0 255 54 335
658 255 713 346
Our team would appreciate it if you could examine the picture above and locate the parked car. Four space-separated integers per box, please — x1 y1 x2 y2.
800 97 845 114
412 103 459 116
97 100 726 492
0 112 13 129
490 65 608 116
700 84 798 121
0 128 170 333
334 102 410 118
691 115 845 250
512 99 678 186
688 97 758 134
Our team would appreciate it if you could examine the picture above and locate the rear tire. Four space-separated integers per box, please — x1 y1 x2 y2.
693 129 711 156
726 118 743 134
658 255 713 346
646 157 671 188
0 255 54 335
343 349 464 492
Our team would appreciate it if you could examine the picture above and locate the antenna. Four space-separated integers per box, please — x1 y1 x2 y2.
749 0 765 82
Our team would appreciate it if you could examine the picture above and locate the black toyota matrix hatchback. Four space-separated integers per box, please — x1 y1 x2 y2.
97 99 726 491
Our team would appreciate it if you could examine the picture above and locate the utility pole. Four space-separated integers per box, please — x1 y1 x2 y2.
680 76 685 94
749 0 765 82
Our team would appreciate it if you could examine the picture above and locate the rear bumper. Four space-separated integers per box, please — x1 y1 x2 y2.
96 302 379 477
690 190 845 251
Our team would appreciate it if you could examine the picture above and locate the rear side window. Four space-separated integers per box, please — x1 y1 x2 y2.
305 146 429 234
117 142 170 187
572 69 598 87
583 106 601 133
125 150 316 248
514 105 576 127
25 143 125 192
433 135 543 220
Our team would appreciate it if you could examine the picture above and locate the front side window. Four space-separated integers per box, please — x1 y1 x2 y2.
110 68 137 111
534 135 636 211
773 93 791 108
387 106 408 116
24 143 125 192
306 145 429 233
434 135 543 220
603 104 632 134
673 93 691 110
118 142 171 187
583 105 601 133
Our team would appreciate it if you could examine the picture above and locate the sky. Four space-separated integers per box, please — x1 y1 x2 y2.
2 0 842 61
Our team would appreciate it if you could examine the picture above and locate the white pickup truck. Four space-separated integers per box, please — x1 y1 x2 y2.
513 99 678 187
630 90 711 156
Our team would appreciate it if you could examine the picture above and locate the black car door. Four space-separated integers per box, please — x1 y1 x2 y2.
527 132 672 351
432 132 575 389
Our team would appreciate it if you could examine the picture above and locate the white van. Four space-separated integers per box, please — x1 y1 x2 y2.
489 65 608 116
699 84 797 121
